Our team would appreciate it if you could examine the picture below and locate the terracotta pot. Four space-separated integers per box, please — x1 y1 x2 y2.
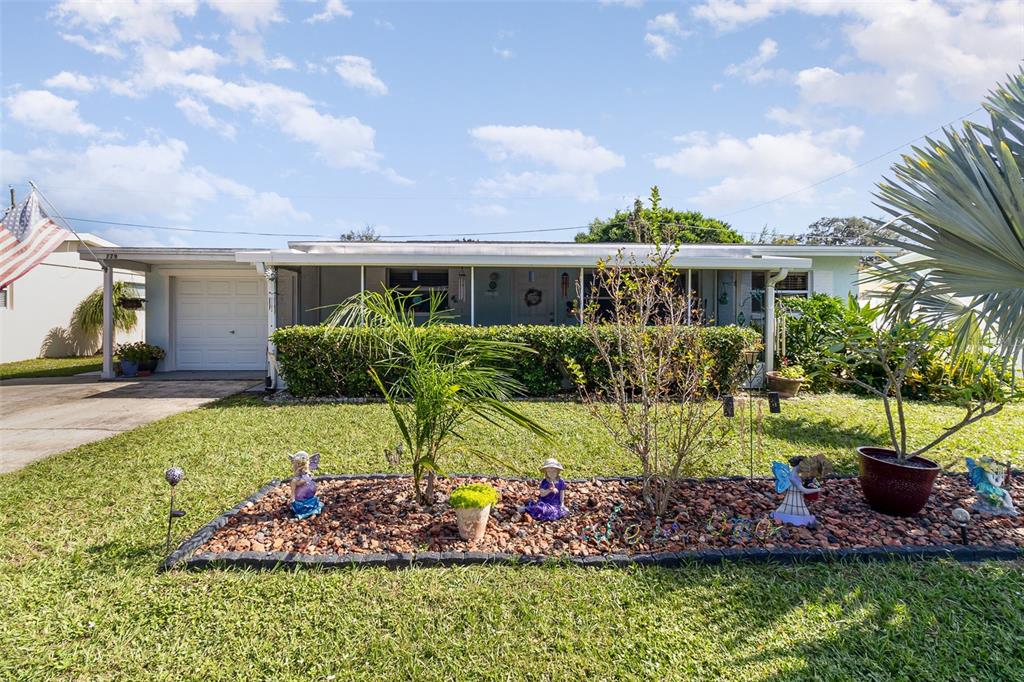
857 446 940 516
767 372 803 398
455 505 491 542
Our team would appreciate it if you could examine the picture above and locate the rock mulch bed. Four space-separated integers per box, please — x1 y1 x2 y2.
163 473 1023 571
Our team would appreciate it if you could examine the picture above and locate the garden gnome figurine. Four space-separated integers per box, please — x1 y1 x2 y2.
966 457 1017 516
288 451 323 520
523 458 569 521
771 456 824 526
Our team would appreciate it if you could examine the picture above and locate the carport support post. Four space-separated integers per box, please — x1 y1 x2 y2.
469 266 476 326
265 265 278 391
764 269 788 374
101 261 115 380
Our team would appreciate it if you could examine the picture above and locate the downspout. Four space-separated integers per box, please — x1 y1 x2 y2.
764 268 788 374
260 262 279 392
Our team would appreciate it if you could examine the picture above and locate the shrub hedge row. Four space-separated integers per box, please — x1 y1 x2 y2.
272 324 761 398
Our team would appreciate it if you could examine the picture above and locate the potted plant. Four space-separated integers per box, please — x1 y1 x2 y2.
448 482 499 542
116 342 166 377
767 361 805 398
822 300 1013 516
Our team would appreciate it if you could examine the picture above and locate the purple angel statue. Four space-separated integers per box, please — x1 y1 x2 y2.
523 458 569 521
288 451 323 520
771 456 823 527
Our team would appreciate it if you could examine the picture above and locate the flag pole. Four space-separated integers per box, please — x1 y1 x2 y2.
27 181 103 264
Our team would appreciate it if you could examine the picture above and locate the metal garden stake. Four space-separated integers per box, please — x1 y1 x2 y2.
164 466 186 553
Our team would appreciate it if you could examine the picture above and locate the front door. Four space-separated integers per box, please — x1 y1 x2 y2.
513 269 556 325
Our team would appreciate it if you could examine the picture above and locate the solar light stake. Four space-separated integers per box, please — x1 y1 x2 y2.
951 507 970 545
164 467 186 554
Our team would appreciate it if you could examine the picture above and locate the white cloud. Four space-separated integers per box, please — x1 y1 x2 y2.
493 46 515 59
644 33 676 61
470 125 624 200
226 32 294 70
54 0 198 46
3 90 99 136
330 56 388 95
600 0 644 6
653 127 862 206
644 11 688 60
44 71 95 92
693 0 1021 110
175 96 236 139
2 139 309 227
59 32 124 58
725 38 785 83
374 18 395 30
646 12 685 36
306 0 352 24
205 0 282 31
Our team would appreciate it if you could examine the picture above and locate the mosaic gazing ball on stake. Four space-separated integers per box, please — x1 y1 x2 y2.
163 466 187 553
288 451 323 520
966 457 1017 516
770 455 832 527
522 458 569 522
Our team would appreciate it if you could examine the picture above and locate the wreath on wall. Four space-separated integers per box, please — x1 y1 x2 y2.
524 288 543 307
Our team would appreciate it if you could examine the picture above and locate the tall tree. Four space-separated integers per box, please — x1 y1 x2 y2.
797 216 895 246
575 186 744 244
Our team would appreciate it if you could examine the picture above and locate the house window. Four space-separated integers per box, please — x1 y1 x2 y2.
388 268 449 313
0 285 10 309
751 271 810 313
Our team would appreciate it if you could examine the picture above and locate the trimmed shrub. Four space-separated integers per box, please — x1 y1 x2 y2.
272 324 760 398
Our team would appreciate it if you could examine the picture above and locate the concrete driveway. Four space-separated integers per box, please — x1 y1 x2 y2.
0 376 260 474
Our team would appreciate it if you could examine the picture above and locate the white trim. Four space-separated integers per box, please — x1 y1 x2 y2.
470 266 476 326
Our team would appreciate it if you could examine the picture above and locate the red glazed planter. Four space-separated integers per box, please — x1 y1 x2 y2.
857 446 940 516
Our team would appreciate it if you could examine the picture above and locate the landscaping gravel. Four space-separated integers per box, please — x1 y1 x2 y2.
197 473 1024 558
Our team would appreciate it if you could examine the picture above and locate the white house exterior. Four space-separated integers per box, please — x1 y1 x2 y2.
0 234 145 363
77 241 899 386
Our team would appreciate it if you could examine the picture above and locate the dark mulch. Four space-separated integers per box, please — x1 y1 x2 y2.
197 474 1024 557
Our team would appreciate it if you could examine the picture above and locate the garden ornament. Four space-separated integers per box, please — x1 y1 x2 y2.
288 451 323 520
951 507 971 544
966 457 1017 516
522 457 569 521
163 466 187 553
771 456 827 526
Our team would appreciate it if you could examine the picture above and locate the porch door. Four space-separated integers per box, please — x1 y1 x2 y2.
513 269 556 325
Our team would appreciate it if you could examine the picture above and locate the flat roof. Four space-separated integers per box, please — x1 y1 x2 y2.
80 241 899 271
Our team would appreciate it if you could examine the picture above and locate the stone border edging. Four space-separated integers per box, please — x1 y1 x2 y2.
159 472 1024 573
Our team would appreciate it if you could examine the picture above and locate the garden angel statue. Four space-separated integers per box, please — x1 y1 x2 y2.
523 458 569 521
966 457 1017 516
288 451 323 520
771 455 830 527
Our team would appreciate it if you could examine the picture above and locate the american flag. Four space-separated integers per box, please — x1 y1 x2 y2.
0 190 71 290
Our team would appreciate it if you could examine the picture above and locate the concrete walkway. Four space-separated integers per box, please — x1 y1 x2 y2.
0 377 260 474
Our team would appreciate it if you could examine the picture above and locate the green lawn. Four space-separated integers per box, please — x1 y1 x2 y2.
1 393 1022 680
0 356 101 380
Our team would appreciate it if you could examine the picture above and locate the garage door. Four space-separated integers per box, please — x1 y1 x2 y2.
175 276 266 370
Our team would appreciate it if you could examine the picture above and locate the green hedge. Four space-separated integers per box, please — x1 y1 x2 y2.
273 324 760 399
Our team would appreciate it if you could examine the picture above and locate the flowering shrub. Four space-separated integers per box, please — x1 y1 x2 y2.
115 342 165 362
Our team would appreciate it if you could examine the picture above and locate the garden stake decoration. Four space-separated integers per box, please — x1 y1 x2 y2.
951 508 971 544
287 451 323 520
965 457 1017 516
164 467 186 553
523 458 569 521
771 456 828 526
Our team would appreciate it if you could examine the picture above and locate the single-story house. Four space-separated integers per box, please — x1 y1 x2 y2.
0 233 145 363
78 241 899 387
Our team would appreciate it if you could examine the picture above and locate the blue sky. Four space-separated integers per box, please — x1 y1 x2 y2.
1 0 1020 248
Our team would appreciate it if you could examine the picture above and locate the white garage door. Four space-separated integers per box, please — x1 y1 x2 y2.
175 276 266 370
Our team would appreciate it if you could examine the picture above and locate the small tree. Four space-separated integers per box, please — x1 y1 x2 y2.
569 200 735 516
326 290 551 506
71 281 139 338
819 297 1017 462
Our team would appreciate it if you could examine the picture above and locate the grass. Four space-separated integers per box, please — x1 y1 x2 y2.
1 393 1022 680
0 356 101 380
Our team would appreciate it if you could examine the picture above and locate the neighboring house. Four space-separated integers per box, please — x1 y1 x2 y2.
0 234 145 363
78 241 899 385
